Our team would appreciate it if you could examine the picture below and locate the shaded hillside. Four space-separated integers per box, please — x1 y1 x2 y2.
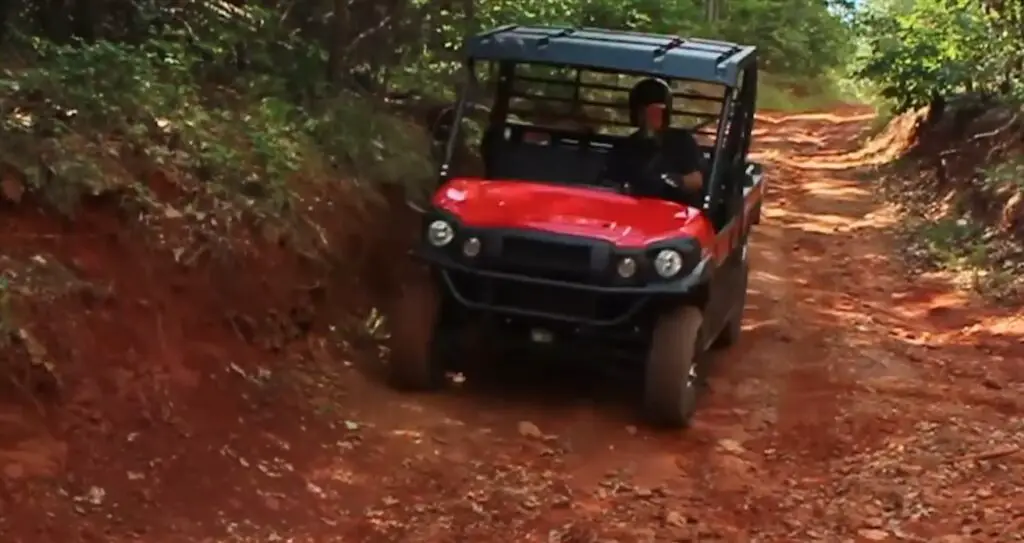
867 99 1024 300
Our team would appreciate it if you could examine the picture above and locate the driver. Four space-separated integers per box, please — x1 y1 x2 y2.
603 78 705 202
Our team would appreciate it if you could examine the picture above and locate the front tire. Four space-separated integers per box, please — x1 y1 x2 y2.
643 305 704 428
386 275 449 391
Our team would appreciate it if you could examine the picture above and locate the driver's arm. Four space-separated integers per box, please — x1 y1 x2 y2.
665 131 705 194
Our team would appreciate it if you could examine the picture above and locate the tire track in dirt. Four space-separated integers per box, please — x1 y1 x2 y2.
730 110 1024 539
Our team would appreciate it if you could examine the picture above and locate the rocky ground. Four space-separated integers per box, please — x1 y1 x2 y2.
1 107 1022 542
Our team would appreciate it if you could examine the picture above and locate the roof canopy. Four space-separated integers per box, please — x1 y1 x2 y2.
465 26 756 87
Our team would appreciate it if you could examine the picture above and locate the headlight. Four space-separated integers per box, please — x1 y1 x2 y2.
616 257 637 278
654 249 683 278
462 236 481 257
427 220 454 247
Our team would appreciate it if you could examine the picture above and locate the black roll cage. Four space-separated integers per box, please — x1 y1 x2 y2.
438 58 757 227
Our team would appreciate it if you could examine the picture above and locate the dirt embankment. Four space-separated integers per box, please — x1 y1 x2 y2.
865 98 1024 299
0 106 1023 542
0 164 419 540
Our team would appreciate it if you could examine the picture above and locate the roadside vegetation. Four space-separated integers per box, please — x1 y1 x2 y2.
0 0 856 221
851 0 1024 301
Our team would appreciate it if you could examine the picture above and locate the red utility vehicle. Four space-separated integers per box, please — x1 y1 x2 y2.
390 25 764 427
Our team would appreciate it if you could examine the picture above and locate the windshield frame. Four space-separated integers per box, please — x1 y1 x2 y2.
439 59 735 210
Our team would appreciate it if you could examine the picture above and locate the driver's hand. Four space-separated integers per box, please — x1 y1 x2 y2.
641 156 668 183
681 171 703 193
658 171 702 195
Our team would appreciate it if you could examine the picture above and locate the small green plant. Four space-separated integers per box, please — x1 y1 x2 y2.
918 216 983 266
981 154 1024 192
912 215 1022 297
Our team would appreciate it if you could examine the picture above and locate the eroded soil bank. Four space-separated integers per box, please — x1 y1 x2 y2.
1 107 1022 542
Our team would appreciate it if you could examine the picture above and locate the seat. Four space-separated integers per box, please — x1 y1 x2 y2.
482 126 608 185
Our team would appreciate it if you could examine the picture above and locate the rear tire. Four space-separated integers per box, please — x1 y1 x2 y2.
386 276 449 391
643 305 704 428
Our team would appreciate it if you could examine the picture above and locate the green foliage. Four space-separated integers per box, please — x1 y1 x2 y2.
0 0 857 218
756 72 854 111
711 0 853 78
854 0 1024 112
0 3 432 217
309 95 433 188
919 216 984 261
982 154 1024 192
401 0 854 97
910 213 1021 298
0 37 309 215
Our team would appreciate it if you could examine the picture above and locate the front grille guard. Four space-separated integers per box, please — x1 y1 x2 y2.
441 269 650 326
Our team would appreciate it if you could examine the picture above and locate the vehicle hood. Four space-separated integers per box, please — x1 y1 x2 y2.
432 178 706 247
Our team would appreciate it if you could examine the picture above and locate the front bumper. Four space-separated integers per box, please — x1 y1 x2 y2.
415 248 711 326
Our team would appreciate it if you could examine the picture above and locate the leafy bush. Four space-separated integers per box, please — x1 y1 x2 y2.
854 0 1024 113
0 24 430 217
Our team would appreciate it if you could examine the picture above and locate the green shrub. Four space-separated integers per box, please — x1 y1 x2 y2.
0 32 430 218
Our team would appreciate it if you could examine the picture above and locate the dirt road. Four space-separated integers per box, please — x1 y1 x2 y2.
3 108 1023 542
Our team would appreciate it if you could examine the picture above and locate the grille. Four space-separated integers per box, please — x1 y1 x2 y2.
492 281 596 317
493 236 593 282
447 271 638 323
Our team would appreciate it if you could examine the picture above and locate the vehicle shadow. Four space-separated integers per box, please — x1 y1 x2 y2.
449 346 645 419
435 328 764 430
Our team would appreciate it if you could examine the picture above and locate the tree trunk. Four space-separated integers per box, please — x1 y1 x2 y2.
327 0 351 85
71 0 99 41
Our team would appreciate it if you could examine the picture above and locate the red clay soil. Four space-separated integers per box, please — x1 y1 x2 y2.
2 107 1023 542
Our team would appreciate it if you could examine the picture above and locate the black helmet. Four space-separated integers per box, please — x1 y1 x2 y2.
628 78 672 125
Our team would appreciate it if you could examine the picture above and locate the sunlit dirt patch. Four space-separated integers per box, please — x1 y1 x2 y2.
755 108 925 171
756 109 876 124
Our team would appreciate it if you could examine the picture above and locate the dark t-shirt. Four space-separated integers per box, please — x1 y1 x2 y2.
603 129 705 199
